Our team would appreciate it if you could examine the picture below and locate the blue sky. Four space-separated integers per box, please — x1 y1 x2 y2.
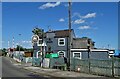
0 2 2 49
2 2 118 49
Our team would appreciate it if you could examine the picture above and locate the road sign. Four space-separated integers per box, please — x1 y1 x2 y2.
32 35 39 43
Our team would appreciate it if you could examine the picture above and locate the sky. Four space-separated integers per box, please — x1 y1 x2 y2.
2 2 118 49
0 2 2 49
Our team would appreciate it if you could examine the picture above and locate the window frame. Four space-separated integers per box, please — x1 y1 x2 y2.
58 38 65 46
73 52 82 59
58 51 65 57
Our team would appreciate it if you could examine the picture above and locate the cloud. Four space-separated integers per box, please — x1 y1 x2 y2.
64 4 69 7
72 12 81 18
72 12 96 19
74 19 85 24
22 40 31 43
82 13 96 19
59 18 65 22
15 43 19 46
78 26 91 30
39 2 61 9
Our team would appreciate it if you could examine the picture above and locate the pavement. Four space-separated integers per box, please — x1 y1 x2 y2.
9 57 117 79
2 56 55 79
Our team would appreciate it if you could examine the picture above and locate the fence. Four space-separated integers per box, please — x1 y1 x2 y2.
49 58 65 68
32 57 65 68
32 57 42 66
71 57 120 77
22 57 32 63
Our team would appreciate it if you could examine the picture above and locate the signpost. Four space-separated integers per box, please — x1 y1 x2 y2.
32 35 39 66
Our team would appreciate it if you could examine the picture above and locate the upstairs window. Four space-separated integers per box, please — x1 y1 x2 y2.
58 38 65 46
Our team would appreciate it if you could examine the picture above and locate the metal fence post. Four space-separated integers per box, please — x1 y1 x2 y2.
118 58 120 77
112 56 114 77
73 58 75 71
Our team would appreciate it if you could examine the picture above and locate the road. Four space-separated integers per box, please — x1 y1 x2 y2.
1 57 116 79
0 57 2 77
2 57 52 79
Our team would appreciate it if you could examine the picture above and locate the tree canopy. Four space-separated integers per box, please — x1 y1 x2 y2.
32 27 44 37
15 45 25 51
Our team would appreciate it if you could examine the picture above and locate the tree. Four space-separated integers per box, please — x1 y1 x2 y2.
15 45 25 51
32 27 45 45
2 48 7 56
24 48 33 52
32 27 44 38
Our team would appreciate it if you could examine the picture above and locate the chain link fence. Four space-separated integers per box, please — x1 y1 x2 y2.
71 57 120 77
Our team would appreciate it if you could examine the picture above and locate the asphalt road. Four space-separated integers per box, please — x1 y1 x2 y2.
1 57 116 79
0 57 2 77
2 57 52 79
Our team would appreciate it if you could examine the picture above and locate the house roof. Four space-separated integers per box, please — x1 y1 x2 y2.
73 37 92 40
46 29 74 38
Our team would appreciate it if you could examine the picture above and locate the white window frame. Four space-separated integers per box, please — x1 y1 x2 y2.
58 51 65 57
73 52 82 59
58 38 65 46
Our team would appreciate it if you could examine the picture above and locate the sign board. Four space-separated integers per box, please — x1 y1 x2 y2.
32 35 39 43
42 58 50 68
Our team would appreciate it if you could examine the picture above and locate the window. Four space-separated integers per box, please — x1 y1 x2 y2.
58 38 65 46
58 51 65 57
73 52 81 59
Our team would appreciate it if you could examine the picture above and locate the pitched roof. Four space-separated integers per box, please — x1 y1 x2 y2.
46 29 74 38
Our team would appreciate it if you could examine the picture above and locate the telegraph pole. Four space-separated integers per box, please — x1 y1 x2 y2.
8 40 10 56
12 37 15 52
87 39 91 73
19 34 21 61
68 1 72 71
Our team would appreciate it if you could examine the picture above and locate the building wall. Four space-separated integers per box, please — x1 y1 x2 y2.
45 37 70 58
41 29 76 58
24 52 33 57
90 52 109 60
71 49 110 60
